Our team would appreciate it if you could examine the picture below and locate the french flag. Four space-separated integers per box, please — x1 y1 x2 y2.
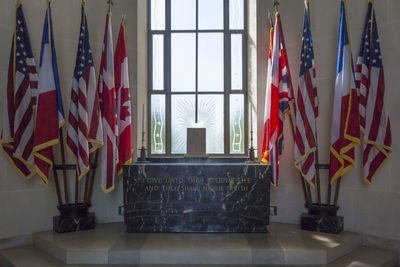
33 0 65 186
329 0 360 184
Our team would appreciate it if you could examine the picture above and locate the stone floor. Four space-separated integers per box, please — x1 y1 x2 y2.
0 222 397 266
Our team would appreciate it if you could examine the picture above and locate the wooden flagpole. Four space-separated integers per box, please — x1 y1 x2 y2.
272 1 312 205
59 129 69 206
314 131 322 206
333 177 341 207
305 0 321 206
51 151 63 206
86 150 99 205
327 179 332 206
83 169 90 203
74 172 79 207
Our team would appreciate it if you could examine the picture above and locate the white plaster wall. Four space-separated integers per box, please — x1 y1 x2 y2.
257 0 400 242
0 0 138 240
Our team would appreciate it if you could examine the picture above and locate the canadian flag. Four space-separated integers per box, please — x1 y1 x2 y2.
115 20 133 176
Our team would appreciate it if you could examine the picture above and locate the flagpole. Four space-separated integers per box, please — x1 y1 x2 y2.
51 150 63 206
327 179 332 206
107 0 113 12
86 150 99 205
74 172 79 207
59 129 69 206
314 130 322 206
305 0 322 206
273 1 312 205
333 177 341 207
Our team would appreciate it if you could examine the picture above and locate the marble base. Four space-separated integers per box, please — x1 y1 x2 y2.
53 204 95 233
300 204 344 234
32 222 365 265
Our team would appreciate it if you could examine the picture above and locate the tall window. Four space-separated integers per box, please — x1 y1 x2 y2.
149 0 247 155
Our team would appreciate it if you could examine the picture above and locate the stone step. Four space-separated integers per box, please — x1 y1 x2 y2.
0 245 397 267
31 222 363 265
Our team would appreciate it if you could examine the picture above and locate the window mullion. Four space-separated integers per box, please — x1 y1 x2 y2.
195 0 199 123
243 0 249 155
224 0 230 155
165 0 172 154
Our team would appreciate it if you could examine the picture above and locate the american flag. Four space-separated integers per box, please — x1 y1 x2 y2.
98 12 118 193
355 2 392 183
294 2 318 186
1 3 37 179
262 13 292 186
330 0 360 184
115 21 133 177
66 5 93 180
33 0 65 186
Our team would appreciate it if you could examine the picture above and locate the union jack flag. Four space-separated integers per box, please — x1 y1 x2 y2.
355 1 392 183
1 2 37 179
262 12 292 186
98 11 118 193
294 2 318 186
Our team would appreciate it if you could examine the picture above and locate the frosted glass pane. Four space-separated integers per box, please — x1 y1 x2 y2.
152 35 164 90
171 33 196 92
171 95 224 154
229 0 244 30
171 95 195 154
230 94 244 154
199 0 223 30
198 33 224 92
199 95 224 153
171 0 196 30
231 34 243 90
151 0 165 30
151 95 166 154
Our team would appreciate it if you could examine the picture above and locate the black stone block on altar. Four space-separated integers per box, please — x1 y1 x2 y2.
300 204 344 234
123 159 271 233
53 203 95 233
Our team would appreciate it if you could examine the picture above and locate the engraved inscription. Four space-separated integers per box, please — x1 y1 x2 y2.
143 177 252 192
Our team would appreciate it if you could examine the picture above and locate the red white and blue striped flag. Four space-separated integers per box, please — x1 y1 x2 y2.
355 1 392 183
1 2 37 179
33 0 65 186
98 11 118 193
115 20 133 177
67 4 102 181
330 0 360 184
294 2 318 186
262 12 292 186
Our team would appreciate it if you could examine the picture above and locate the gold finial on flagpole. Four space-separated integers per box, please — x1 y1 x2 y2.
122 13 127 23
107 0 113 12
16 0 21 6
82 0 86 9
267 9 273 29
273 0 279 13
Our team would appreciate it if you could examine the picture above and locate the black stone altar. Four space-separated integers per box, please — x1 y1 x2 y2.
123 159 270 233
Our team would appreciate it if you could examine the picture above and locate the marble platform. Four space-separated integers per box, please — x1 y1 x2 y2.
0 222 397 266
